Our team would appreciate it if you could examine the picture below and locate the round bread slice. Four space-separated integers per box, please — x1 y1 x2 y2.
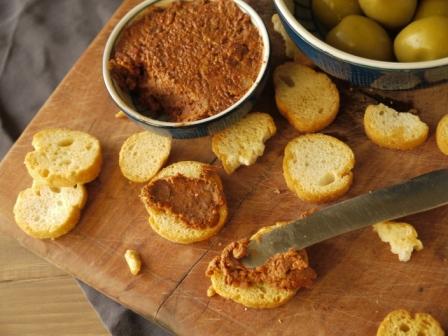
25 128 102 187
13 184 87 239
283 134 355 203
273 63 339 133
140 161 227 244
364 103 429 150
436 114 448 155
207 222 316 309
376 309 444 336
119 131 172 182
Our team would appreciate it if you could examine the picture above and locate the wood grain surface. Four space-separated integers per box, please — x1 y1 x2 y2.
0 233 108 336
0 0 447 335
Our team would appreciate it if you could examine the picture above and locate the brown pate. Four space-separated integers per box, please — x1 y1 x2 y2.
109 0 263 122
206 239 317 291
140 173 225 230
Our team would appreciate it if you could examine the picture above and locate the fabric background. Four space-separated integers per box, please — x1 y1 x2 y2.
0 1 169 335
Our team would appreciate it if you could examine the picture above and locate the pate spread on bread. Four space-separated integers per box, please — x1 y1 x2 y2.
206 222 316 308
140 161 228 244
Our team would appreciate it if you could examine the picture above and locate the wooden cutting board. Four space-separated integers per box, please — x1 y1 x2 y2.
0 0 447 335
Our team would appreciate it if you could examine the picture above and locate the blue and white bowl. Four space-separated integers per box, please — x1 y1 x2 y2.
103 0 270 139
274 0 448 90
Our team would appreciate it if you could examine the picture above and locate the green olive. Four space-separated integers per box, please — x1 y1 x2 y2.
326 15 394 61
359 0 417 29
312 0 362 28
394 16 448 62
415 0 448 20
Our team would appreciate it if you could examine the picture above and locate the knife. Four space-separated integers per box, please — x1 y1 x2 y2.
241 169 448 268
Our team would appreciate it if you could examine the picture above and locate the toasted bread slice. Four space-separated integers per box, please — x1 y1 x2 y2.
364 104 429 150
25 128 102 187
377 309 444 336
436 114 448 155
140 161 227 244
272 14 314 66
283 134 355 203
209 271 296 309
207 222 316 309
211 112 276 174
373 221 423 262
273 63 339 133
13 184 87 239
119 131 171 183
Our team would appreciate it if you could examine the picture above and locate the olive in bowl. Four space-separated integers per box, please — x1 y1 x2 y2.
358 0 417 30
273 0 448 90
415 0 448 20
326 15 393 61
395 16 448 62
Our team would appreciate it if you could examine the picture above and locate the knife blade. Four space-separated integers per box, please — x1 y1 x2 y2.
241 169 448 268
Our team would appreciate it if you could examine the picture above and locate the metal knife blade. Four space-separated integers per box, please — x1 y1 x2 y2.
241 169 448 268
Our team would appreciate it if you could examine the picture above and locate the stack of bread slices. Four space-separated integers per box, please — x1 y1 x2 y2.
13 128 102 239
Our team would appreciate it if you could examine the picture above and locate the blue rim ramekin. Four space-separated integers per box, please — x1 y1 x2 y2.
274 0 448 90
103 0 270 138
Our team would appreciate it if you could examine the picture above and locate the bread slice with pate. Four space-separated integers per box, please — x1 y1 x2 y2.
140 161 227 244
206 222 316 309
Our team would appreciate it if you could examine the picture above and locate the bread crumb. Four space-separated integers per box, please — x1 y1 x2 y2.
273 188 281 194
278 319 283 324
373 221 423 262
115 111 126 119
124 249 142 275
207 286 216 297
244 307 248 311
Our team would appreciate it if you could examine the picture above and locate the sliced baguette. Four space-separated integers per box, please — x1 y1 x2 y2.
25 128 102 187
273 63 339 133
436 114 448 155
119 131 171 182
377 309 444 336
13 184 87 239
283 134 355 203
373 221 423 262
211 112 276 174
140 161 227 244
364 104 429 150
